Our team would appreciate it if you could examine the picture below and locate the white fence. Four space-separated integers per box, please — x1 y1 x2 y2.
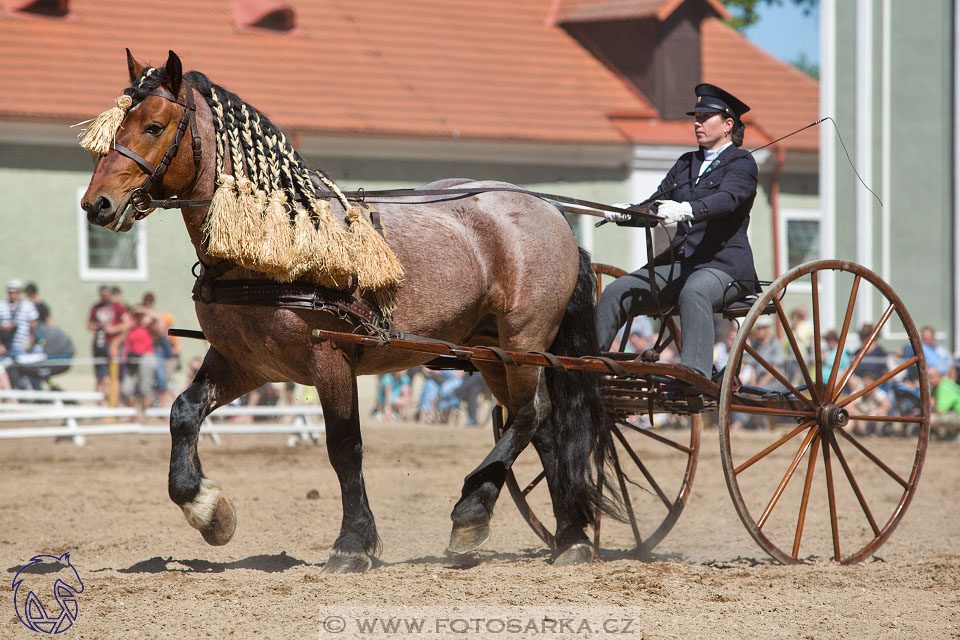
0 389 324 446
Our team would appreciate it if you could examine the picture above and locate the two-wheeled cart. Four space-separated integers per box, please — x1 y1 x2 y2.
315 258 929 565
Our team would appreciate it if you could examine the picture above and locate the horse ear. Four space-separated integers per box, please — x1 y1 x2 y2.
126 48 145 82
164 50 183 97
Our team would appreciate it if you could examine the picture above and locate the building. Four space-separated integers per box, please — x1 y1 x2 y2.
0 0 818 362
821 0 957 355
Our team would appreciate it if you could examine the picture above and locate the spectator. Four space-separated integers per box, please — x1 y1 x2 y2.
822 329 852 386
785 307 813 384
88 285 130 399
746 316 785 392
928 364 960 440
453 372 491 426
416 369 463 423
0 279 40 389
851 323 888 382
713 324 738 374
917 326 951 375
23 282 51 327
846 372 892 436
0 279 39 357
139 294 174 405
121 307 158 418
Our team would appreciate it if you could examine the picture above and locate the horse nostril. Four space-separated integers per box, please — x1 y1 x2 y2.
84 196 113 223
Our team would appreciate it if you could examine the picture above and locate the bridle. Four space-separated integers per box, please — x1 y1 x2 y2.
108 82 201 219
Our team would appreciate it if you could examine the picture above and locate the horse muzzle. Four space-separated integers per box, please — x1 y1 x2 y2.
82 193 137 232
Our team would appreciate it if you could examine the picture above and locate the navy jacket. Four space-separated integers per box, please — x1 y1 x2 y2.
619 144 760 292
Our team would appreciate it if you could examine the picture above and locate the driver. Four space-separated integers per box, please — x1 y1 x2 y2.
596 83 760 392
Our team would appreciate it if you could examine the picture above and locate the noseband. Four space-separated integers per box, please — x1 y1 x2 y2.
110 83 201 219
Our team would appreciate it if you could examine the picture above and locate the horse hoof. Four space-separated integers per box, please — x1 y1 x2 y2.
199 494 237 546
181 478 237 546
323 551 373 574
447 523 491 555
553 543 593 565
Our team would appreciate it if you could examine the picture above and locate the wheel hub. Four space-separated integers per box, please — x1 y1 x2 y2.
817 403 849 430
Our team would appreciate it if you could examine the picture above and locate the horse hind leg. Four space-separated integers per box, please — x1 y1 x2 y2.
447 366 546 555
529 425 595 565
168 349 262 546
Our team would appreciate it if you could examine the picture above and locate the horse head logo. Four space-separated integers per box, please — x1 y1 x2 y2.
12 553 84 634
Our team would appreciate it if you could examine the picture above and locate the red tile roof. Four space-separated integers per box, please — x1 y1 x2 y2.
700 17 820 152
554 0 728 23
0 0 816 151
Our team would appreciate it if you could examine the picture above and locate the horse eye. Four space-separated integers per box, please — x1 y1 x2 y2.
144 123 165 136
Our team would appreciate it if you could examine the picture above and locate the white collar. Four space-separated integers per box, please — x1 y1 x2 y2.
702 142 733 162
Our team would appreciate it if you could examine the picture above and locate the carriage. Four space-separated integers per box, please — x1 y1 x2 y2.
80 50 929 571
313 255 930 566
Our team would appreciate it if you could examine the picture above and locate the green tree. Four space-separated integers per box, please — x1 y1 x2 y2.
723 0 818 30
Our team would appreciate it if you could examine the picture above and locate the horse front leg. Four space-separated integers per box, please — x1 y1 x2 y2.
168 347 264 545
315 347 380 573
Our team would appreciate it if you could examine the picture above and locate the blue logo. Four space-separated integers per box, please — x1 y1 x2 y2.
12 553 84 634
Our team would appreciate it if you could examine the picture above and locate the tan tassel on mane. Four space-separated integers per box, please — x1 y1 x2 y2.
255 190 296 276
345 205 405 292
203 175 240 260
77 95 133 156
228 178 265 270
307 200 355 289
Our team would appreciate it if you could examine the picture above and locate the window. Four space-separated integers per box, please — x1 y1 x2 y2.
77 186 148 281
780 208 821 273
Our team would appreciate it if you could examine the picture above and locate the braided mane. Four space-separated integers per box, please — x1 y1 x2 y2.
82 64 403 311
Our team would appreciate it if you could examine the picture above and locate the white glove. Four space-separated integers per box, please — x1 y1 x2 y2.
604 206 633 223
655 200 693 225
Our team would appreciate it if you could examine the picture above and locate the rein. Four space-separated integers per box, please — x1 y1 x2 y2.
133 185 661 222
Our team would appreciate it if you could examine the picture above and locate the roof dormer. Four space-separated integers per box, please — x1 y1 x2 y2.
6 0 69 17
232 0 295 32
554 0 728 119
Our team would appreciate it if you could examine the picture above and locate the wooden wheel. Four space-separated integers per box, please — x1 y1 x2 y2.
718 260 930 564
493 263 701 557
493 406 700 556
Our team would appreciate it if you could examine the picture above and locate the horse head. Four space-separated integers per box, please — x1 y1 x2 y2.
81 49 203 233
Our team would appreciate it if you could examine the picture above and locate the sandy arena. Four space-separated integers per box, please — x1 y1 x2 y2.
2 417 958 639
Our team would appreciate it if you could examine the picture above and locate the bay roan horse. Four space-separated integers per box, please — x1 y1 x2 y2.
81 50 618 572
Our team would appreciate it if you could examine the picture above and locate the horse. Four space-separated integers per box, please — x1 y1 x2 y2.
81 50 617 573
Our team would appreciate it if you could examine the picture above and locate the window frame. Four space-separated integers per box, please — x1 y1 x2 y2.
77 185 149 282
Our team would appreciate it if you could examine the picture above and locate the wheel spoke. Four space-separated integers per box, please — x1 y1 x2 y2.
828 435 881 535
743 342 817 411
792 434 820 558
521 470 546 497
811 271 824 396
773 296 821 404
618 420 695 455
849 414 925 424
757 426 819 530
831 304 895 402
834 428 910 489
821 431 842 561
825 275 861 398
838 357 918 409
728 404 816 418
608 435 643 547
612 426 672 509
734 420 815 474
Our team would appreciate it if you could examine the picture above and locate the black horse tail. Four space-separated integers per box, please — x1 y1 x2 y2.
544 247 623 532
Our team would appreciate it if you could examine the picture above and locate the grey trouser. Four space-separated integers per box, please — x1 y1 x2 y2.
596 266 749 377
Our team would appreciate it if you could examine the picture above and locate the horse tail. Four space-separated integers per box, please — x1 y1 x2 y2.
543 247 623 530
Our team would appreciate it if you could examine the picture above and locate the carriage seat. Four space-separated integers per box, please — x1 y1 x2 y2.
720 296 776 320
